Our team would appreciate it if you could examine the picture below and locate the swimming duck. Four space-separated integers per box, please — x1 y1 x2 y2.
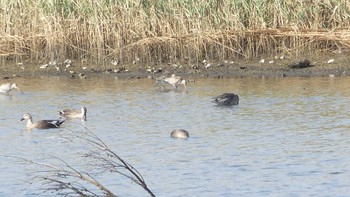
0 83 23 94
213 93 239 106
170 129 189 139
59 107 87 120
20 113 65 129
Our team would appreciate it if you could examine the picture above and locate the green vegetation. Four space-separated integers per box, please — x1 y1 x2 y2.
0 0 349 65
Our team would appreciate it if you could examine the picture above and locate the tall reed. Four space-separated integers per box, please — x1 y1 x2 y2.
0 0 349 66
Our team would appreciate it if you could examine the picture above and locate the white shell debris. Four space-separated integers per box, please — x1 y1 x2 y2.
64 59 72 64
40 64 48 69
49 61 56 66
111 60 118 66
18 63 25 70
191 65 199 69
205 63 212 69
146 68 153 73
327 59 335 64
133 57 140 64
79 73 87 79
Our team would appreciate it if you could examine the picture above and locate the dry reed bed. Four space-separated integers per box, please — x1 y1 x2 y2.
0 0 349 66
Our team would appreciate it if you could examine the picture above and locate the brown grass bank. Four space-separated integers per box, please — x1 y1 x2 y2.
0 0 350 75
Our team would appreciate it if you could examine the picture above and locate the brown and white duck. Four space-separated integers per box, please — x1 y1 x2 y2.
20 113 65 129
59 107 87 121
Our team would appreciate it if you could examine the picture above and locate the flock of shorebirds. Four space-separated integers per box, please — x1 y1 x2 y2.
1 74 239 139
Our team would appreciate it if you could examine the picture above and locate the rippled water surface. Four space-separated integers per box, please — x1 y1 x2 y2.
1 76 350 196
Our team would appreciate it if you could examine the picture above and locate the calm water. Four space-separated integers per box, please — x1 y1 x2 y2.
1 76 350 196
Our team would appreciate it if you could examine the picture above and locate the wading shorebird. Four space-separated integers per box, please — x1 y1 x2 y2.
59 107 87 121
0 83 23 95
154 74 187 90
20 113 65 129
170 129 189 139
213 93 239 106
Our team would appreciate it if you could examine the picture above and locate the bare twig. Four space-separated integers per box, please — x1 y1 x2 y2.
4 126 155 197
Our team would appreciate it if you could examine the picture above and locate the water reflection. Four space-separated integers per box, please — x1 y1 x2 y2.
1 76 350 196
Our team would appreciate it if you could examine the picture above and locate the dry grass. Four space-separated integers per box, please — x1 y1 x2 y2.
0 0 349 66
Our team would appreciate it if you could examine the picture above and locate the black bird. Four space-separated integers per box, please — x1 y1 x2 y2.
213 93 239 106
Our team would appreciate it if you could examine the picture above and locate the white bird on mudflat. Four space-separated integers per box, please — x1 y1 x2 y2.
0 83 23 94
163 74 187 90
153 74 187 90
20 113 65 129
59 107 87 121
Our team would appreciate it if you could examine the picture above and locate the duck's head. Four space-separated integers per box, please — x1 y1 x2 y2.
170 129 189 139
11 83 23 94
20 113 32 121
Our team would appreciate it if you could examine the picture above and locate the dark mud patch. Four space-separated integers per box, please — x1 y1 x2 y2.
288 59 313 69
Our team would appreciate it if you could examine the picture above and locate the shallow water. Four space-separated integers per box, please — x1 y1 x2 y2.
1 76 350 196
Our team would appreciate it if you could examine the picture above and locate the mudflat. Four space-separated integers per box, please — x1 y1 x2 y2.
1 52 349 80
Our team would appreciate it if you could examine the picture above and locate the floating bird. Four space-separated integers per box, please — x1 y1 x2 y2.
59 107 87 121
213 93 239 106
20 113 65 129
0 83 23 94
170 129 189 139
155 74 186 90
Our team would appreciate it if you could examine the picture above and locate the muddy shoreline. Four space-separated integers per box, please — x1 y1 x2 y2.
1 53 349 80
